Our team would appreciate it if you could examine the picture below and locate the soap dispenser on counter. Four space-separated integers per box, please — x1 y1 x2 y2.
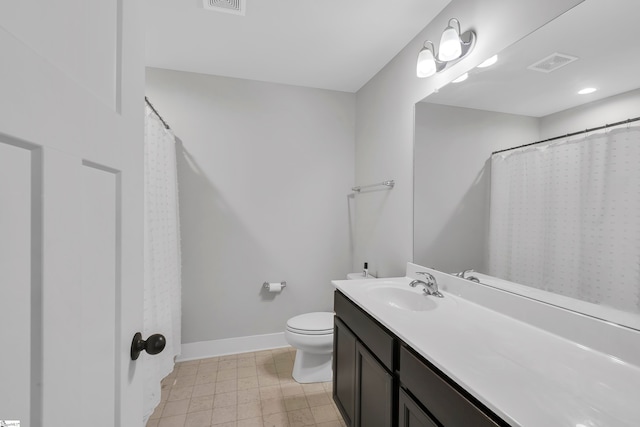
347 262 375 280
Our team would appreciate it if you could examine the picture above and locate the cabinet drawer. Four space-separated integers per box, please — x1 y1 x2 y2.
334 291 395 371
400 346 505 427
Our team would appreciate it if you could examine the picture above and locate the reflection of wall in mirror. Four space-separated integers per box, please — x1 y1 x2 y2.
541 88 640 139
413 102 538 273
413 88 640 276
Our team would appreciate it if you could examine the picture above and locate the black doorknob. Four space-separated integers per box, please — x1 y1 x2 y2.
130 332 166 360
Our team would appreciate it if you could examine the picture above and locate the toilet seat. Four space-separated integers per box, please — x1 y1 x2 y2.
286 312 333 335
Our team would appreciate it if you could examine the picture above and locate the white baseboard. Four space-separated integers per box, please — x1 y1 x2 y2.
177 332 290 362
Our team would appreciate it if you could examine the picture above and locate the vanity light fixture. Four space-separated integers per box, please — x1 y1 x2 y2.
439 19 463 61
578 87 597 95
416 18 476 78
477 54 498 68
416 41 445 78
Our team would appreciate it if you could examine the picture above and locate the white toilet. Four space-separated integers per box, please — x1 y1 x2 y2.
284 272 372 383
285 311 334 383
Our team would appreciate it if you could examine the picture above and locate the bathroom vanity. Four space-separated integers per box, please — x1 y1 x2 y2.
333 290 505 427
332 264 640 427
333 291 394 427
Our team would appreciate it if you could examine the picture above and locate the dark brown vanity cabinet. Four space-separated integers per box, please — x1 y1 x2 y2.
333 291 395 427
354 341 394 426
398 388 438 427
334 290 511 427
333 317 356 425
400 346 505 427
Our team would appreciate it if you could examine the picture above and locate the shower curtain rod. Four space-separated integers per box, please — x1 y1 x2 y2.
145 96 171 130
492 116 640 155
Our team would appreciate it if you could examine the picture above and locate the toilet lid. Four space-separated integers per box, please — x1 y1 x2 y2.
286 312 334 335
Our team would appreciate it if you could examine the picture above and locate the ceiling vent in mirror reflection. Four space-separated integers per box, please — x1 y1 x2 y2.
203 0 245 16
527 52 578 73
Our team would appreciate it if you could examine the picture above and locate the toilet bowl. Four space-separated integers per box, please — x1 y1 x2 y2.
284 312 334 383
285 273 364 383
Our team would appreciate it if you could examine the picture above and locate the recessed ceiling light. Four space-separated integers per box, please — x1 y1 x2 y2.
578 87 597 95
452 73 468 83
477 55 498 68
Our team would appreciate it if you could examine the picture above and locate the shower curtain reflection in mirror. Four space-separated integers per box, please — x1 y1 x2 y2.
488 125 640 313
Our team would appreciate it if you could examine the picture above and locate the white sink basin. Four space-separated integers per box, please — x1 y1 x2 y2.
368 286 440 311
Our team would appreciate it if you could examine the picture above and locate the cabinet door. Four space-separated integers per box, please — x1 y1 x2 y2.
355 342 393 427
334 291 395 370
334 317 357 426
398 389 439 427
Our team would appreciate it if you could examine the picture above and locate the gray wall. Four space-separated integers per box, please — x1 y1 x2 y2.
353 0 584 278
541 88 640 138
146 68 355 344
413 103 539 273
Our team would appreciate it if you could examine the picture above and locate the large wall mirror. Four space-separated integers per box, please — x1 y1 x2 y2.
414 0 640 330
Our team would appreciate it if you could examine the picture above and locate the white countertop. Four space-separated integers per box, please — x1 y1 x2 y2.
333 272 640 427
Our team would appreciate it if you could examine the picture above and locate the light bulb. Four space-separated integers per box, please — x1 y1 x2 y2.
578 87 596 95
452 73 468 83
417 47 437 78
439 26 461 61
477 54 498 68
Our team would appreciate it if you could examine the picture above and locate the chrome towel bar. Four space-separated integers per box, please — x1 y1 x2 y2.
352 180 395 193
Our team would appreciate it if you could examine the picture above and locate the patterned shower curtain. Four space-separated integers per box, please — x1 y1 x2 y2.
488 125 640 312
143 104 182 421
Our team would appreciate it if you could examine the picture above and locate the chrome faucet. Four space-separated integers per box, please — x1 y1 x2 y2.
455 269 480 283
409 272 444 298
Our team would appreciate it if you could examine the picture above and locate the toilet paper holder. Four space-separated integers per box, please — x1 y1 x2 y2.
263 281 287 289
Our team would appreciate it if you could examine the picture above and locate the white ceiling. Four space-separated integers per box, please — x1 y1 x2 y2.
145 0 451 93
422 0 640 117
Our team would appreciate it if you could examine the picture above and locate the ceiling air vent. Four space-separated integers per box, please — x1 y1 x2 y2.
527 52 578 73
203 0 245 16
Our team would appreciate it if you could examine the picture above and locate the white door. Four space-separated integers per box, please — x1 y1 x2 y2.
0 2 147 426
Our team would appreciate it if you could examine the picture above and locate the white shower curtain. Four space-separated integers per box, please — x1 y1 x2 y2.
143 104 182 422
488 125 640 312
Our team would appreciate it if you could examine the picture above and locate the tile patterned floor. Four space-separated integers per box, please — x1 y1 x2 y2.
146 347 347 427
